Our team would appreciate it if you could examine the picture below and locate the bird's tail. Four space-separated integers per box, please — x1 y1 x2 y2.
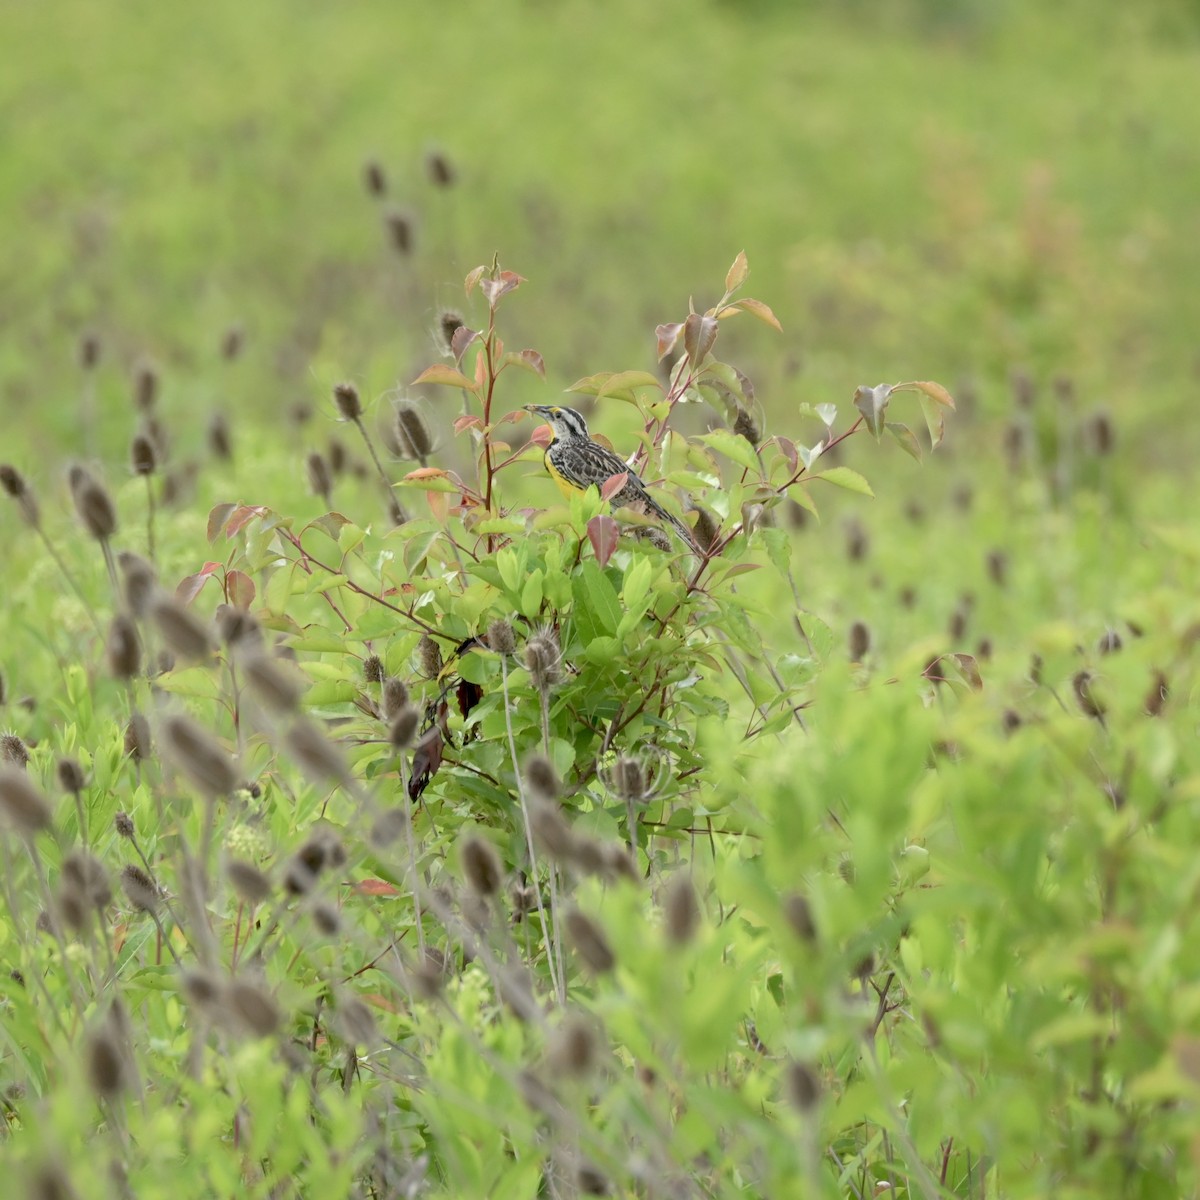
649 497 699 552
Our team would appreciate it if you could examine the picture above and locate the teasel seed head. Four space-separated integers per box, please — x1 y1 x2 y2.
609 755 645 803
130 432 157 476
85 1026 128 1100
56 882 89 932
123 713 151 761
844 519 868 562
384 208 414 255
565 908 615 974
72 471 117 541
161 713 239 796
0 767 51 834
117 551 157 616
369 807 409 849
1010 367 1035 409
461 835 503 897
425 149 456 188
0 464 40 526
1002 708 1023 734
180 968 222 1012
416 633 442 679
382 676 409 719
848 620 871 662
548 1012 600 1078
690 505 720 552
1144 670 1169 717
114 810 135 839
311 902 342 936
663 873 701 946
1097 628 1122 655
524 754 560 802
120 863 159 913
56 757 85 794
393 402 433 461
285 718 351 786
150 596 212 661
986 548 1008 588
207 412 232 460
435 309 465 356
106 614 141 680
525 631 561 693
783 893 817 942
220 324 244 361
242 652 305 714
488 618 516 656
332 381 362 422
785 1060 822 1112
948 605 968 642
1073 671 1106 721
79 331 101 370
284 827 346 896
362 158 387 197
363 654 384 684
530 799 576 862
63 850 111 910
732 407 761 445
306 451 332 503
1 732 30 771
335 995 377 1046
225 859 272 905
228 979 280 1038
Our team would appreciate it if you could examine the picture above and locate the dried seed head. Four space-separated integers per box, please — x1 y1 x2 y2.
133 360 159 412
785 1061 822 1111
663 873 701 945
1087 410 1114 456
117 551 157 616
609 755 645 802
333 382 362 421
461 835 503 897
690 505 720 551
214 605 260 649
1010 367 1035 409
844 519 868 562
56 883 89 932
524 754 559 802
228 979 280 1038
363 654 384 684
56 757 86 793
130 432 157 476
848 621 870 662
0 768 51 834
312 902 341 936
362 159 387 197
783 893 817 942
106 614 141 679
63 851 111 909
86 1027 127 1099
1 732 30 770
525 632 561 693
529 799 576 862
509 881 537 920
1002 708 1023 734
327 438 347 475
123 713 151 761
242 652 305 713
306 451 332 502
488 619 516 656
285 719 351 785
497 964 538 1022
1073 671 1106 721
425 149 456 188
79 332 101 370
986 549 1008 588
369 807 408 849
0 464 40 525
976 637 993 661
225 859 272 904
435 309 465 355
548 1012 600 1078
565 908 615 974
161 713 239 796
384 208 414 254
1004 422 1025 472
948 606 968 642
393 402 433 460
72 474 117 540
417 634 442 678
1144 670 1169 717
1097 628 1122 655
150 596 211 661
285 828 346 895
180 968 222 1011
382 676 409 720
207 413 232 460
336 995 376 1046
221 324 244 361
600 841 640 884
577 1164 609 1196
120 863 159 913
732 407 761 445
114 810 135 839
389 705 420 749
28 1163 81 1200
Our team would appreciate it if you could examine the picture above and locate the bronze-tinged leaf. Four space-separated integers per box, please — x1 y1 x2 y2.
408 702 450 802
587 515 619 568
451 325 480 363
225 505 270 538
901 380 956 409
226 569 256 610
206 503 238 543
480 271 525 307
774 436 799 473
456 678 483 720
412 364 478 391
454 415 484 434
351 879 402 896
853 383 893 439
175 561 221 605
683 313 719 367
599 472 629 501
516 349 545 378
464 265 487 294
725 250 750 293
655 323 684 361
731 297 782 332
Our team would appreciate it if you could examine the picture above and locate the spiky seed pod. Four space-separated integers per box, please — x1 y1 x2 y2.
976 637 993 661
1010 367 1035 409
63 851 111 910
150 596 211 660
385 706 418 750
242 652 305 714
577 1165 609 1196
214 605 260 649
369 807 408 848
363 654 384 684
1089 411 1114 456
106 614 141 680
120 864 159 913
417 634 442 679
1 733 30 770
1098 628 1123 655
1002 708 1023 734
28 1163 81 1200
133 361 158 412
114 810 135 839
509 881 537 920
124 712 151 760
79 332 101 370
225 860 272 904
690 505 719 551
362 159 387 197
425 149 456 188
285 719 350 786
529 800 575 861
221 325 244 361
0 464 40 526
986 549 1008 588
1145 670 1169 718
601 841 640 884
284 828 346 896
548 1012 599 1078
73 475 117 540
180 969 222 1013
393 403 433 461
56 757 85 794
56 883 89 932
228 980 280 1038
384 208 414 254
336 995 376 1046
207 413 232 460
382 676 409 720
732 407 761 445
498 964 538 1022
461 836 503 897
1073 671 1106 721
848 621 870 662
525 632 561 693
436 309 464 355
663 874 701 946
1029 653 1044 687
0 767 51 833
411 953 446 1000
785 1061 822 1112
130 432 157 476
161 714 238 796
609 755 645 802
948 606 968 641
571 837 607 877
85 1027 127 1099
524 754 559 802
332 382 362 421
117 551 157 616
783 893 817 942
488 619 516 656
327 438 347 475
306 451 332 502
312 902 341 936
844 520 868 562
565 908 615 974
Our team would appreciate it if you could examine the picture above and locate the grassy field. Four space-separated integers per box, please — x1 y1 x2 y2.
2 1 1199 1196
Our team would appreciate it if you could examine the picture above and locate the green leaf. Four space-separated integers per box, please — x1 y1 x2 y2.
725 249 749 292
411 364 479 391
730 297 782 331
598 370 664 400
853 382 893 438
887 422 923 462
697 429 761 474
576 560 621 637
812 466 874 497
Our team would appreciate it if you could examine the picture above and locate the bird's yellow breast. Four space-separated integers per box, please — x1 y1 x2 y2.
543 446 581 500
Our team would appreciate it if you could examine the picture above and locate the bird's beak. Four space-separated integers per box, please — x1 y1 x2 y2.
523 405 544 416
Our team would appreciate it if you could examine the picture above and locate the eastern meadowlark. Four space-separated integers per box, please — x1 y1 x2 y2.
524 404 697 550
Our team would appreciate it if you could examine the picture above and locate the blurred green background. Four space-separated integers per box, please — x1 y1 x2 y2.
3 0 1197 479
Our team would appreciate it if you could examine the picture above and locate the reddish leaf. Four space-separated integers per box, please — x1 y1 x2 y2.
451 325 480 363
408 703 450 802
600 472 629 502
225 504 269 538
412 364 477 391
725 250 750 292
775 436 799 473
454 415 484 434
480 271 525 307
496 409 530 425
350 879 402 896
207 502 237 543
464 265 487 294
656 322 684 361
226 569 255 610
517 348 545 378
587 515 619 567
176 561 221 605
456 678 483 720
731 297 783 331
426 489 450 524
529 423 553 448
474 347 487 391
683 313 719 367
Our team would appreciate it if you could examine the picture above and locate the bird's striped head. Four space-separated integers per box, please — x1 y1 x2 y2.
523 404 590 442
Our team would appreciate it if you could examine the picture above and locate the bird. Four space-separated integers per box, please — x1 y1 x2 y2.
523 404 697 550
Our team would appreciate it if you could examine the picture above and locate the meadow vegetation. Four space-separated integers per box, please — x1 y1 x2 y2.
1 0 1199 1196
